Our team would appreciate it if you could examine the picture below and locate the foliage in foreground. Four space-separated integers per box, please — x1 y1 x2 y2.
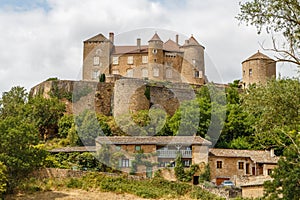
15 173 225 200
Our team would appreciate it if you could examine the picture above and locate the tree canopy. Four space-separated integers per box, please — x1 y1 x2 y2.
237 0 300 65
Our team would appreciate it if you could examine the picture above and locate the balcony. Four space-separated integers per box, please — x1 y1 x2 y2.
156 149 192 158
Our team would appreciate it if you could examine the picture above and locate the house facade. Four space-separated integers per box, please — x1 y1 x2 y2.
95 136 211 178
209 148 279 185
82 32 206 85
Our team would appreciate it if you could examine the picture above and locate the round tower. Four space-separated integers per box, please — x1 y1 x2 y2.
148 33 164 65
242 51 276 88
180 35 205 84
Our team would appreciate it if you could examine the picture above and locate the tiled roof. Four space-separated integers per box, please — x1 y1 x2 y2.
84 33 109 42
242 51 274 63
163 39 181 52
209 148 279 164
49 146 97 153
113 45 148 55
149 33 162 42
96 136 212 146
182 35 201 47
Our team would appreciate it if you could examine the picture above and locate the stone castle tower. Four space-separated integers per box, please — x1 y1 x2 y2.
82 32 206 85
241 51 276 88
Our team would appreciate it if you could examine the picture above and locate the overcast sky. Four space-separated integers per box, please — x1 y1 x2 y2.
0 0 298 95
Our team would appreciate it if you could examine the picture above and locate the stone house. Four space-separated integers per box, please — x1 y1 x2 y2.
82 32 206 85
209 148 279 186
95 135 211 179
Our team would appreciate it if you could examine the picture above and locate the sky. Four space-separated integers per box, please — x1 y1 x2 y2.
0 0 298 95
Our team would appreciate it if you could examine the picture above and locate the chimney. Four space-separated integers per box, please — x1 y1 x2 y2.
270 149 275 157
137 38 141 50
176 34 179 45
109 32 114 44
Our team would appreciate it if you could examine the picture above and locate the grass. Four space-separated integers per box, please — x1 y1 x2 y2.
14 172 225 199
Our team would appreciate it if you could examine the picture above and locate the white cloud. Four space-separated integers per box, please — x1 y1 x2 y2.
0 0 297 95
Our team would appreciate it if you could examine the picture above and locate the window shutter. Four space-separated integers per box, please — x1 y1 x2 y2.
129 159 132 167
119 159 122 168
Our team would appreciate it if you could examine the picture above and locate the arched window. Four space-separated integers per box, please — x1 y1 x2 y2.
153 68 159 77
166 68 172 78
142 68 148 78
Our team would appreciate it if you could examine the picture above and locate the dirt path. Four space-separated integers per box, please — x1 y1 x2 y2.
6 189 192 200
6 189 151 200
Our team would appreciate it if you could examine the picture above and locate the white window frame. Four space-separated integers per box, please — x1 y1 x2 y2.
113 56 119 65
121 159 129 168
142 68 148 78
127 56 134 64
92 70 99 80
166 68 172 78
93 56 100 66
153 67 159 77
142 56 148 64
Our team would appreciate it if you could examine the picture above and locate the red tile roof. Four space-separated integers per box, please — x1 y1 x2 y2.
209 148 279 164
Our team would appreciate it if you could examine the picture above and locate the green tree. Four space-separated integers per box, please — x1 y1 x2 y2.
237 0 300 65
27 96 66 139
58 114 75 138
0 162 7 195
75 110 103 146
0 116 46 191
242 78 300 152
264 130 300 200
0 86 27 118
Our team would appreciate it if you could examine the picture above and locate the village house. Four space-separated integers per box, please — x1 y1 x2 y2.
95 135 211 180
208 148 279 186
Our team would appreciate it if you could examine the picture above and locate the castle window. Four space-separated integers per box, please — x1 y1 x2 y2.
216 161 222 169
142 56 148 64
166 68 172 78
192 59 196 66
126 69 133 77
153 68 159 77
95 49 102 55
142 68 148 78
92 70 99 80
112 70 119 75
194 70 200 78
127 56 134 64
152 49 157 54
113 56 119 65
93 56 100 66
249 69 253 76
238 162 244 170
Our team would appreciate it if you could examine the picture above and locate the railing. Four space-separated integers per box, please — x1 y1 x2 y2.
156 150 192 158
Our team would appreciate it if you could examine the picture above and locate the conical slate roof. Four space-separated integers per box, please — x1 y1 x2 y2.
84 33 109 42
243 51 274 63
148 33 162 42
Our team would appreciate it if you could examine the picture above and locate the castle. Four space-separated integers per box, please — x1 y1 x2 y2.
82 32 276 87
82 32 206 85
